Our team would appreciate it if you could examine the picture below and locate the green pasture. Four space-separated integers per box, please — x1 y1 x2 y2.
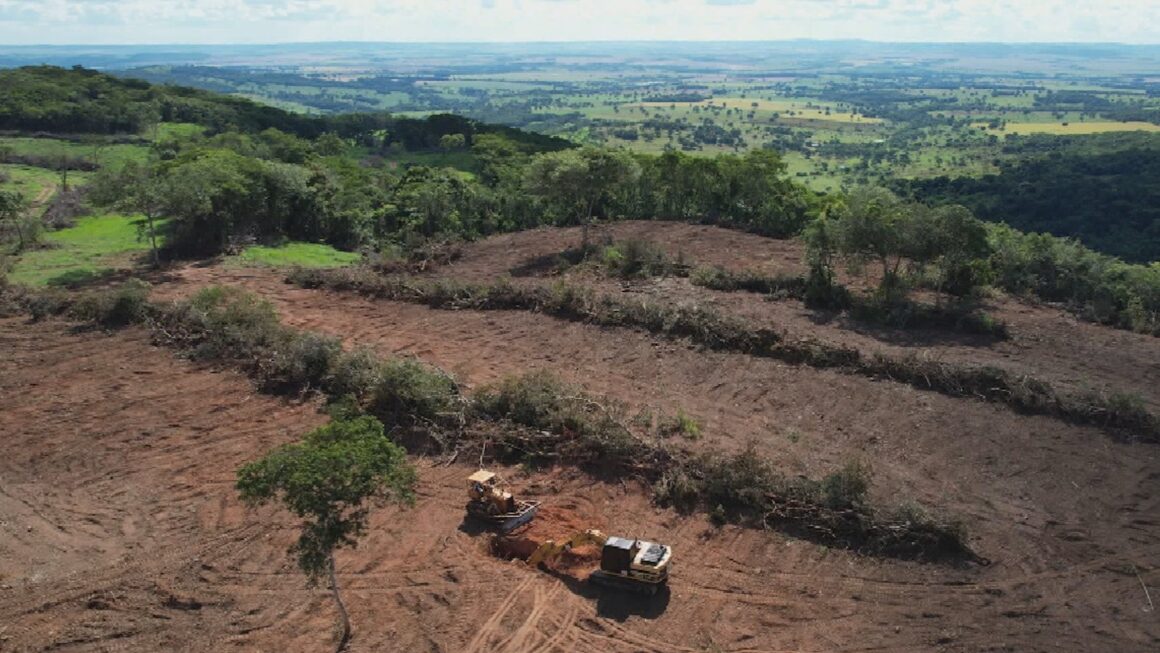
0 136 149 169
974 120 1160 136
231 242 361 268
8 214 157 286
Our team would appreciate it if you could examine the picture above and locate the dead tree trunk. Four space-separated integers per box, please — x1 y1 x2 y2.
328 554 351 653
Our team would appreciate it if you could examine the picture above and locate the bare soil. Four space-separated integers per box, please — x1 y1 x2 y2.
3 221 1160 651
437 221 1160 411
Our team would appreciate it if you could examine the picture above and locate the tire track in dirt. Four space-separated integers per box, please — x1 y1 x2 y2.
463 575 538 653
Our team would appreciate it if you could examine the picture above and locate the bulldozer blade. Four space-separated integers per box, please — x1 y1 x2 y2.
498 503 539 533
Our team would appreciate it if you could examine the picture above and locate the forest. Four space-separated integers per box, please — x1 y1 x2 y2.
1 65 1158 336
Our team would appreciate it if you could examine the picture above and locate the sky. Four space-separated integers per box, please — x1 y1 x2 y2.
0 0 1157 46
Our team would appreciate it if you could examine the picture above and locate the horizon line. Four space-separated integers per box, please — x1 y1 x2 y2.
2 38 1159 48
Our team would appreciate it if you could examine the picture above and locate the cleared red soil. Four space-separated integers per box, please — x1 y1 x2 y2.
4 221 1159 651
437 221 1160 411
2 320 1158 652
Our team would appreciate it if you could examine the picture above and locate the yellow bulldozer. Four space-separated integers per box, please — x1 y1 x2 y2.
465 470 540 533
525 529 672 596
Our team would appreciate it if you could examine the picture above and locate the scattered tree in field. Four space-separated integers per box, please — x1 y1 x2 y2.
98 161 165 266
0 190 36 252
236 415 416 653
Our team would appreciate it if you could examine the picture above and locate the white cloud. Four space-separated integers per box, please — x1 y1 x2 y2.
0 0 1156 44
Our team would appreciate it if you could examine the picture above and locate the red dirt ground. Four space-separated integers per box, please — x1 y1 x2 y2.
3 221 1159 651
434 221 1160 411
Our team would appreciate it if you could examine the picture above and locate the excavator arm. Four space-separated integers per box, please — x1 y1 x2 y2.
525 529 608 567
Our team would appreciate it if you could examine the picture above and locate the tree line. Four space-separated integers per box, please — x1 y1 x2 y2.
5 65 1157 336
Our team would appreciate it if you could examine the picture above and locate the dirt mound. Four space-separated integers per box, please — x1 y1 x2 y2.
491 499 605 580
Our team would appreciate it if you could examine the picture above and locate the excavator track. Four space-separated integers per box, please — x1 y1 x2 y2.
589 570 665 596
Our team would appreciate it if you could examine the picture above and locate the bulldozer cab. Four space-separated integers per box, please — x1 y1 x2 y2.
467 470 499 498
468 470 515 510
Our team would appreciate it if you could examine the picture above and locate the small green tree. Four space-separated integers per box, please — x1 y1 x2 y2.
438 133 466 152
524 147 640 248
0 190 34 252
832 186 914 293
236 415 416 652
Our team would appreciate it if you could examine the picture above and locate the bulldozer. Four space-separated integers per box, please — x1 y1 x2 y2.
525 529 672 596
465 470 540 533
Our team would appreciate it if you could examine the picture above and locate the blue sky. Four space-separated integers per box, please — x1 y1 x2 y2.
0 1 1156 45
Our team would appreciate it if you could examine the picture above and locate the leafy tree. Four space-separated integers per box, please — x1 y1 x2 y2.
524 147 639 247
0 190 35 252
438 133 466 151
831 186 915 292
237 415 416 652
93 161 165 265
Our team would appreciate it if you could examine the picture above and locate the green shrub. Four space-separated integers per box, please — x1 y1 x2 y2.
66 279 152 328
602 239 678 278
661 409 701 439
161 286 286 361
24 288 71 321
325 347 384 400
820 461 870 510
473 370 649 469
369 358 462 430
260 331 342 392
804 262 851 310
692 265 808 299
652 467 701 511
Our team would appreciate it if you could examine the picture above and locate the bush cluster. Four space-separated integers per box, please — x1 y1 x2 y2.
848 294 1010 338
692 264 1007 338
653 448 968 560
472 370 657 471
691 265 807 299
474 371 971 561
152 286 464 428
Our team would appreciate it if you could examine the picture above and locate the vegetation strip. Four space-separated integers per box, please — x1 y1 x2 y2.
287 267 1159 442
689 264 1008 338
6 280 976 563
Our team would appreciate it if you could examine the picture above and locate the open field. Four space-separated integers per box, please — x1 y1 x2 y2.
3 218 1159 650
230 242 362 268
976 121 1160 136
0 136 149 168
7 214 154 286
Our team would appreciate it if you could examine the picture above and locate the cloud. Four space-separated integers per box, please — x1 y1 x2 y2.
0 0 1156 44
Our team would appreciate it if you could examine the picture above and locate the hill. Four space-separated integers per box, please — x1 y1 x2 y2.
2 220 1158 651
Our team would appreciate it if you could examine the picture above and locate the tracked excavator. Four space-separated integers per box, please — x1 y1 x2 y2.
465 470 540 533
525 529 672 596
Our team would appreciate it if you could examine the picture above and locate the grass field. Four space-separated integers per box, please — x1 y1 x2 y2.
231 242 361 268
153 122 205 141
0 136 149 169
8 214 156 286
2 165 64 201
975 120 1160 136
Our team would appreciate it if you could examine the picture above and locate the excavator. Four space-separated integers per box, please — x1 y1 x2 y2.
525 529 672 596
465 470 540 533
